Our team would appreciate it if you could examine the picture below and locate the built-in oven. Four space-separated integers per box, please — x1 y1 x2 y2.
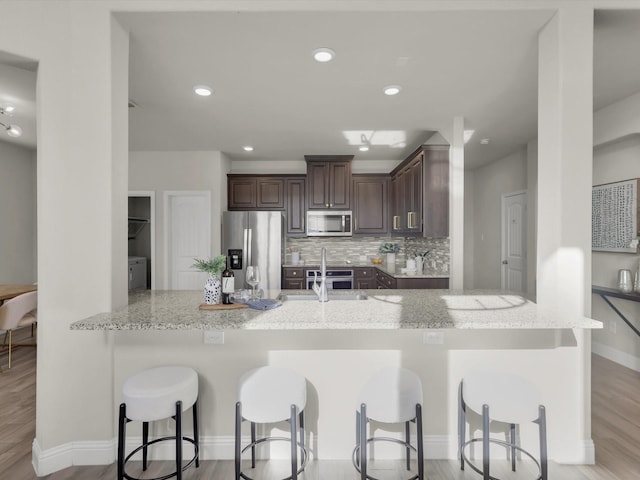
306 210 353 236
306 269 354 290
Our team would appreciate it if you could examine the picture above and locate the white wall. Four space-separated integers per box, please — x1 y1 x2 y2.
467 148 527 289
463 171 475 288
0 141 36 283
591 134 640 368
129 150 230 288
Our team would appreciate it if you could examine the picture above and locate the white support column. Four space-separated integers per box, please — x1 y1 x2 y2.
449 116 465 290
537 5 594 463
538 6 593 317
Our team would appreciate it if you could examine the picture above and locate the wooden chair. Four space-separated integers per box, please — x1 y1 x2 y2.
0 290 37 369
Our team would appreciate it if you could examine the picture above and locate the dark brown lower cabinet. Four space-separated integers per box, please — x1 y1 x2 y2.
396 277 449 289
282 267 305 289
354 267 376 289
375 269 448 289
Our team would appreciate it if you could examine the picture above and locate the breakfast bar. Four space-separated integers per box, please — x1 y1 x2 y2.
71 289 599 331
70 290 600 465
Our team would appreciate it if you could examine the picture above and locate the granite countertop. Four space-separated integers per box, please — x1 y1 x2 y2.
70 289 601 331
281 262 449 279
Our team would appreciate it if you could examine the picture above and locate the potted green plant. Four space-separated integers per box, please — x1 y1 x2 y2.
379 243 400 271
192 255 226 304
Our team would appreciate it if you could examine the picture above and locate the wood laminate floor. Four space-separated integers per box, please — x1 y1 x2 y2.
2 327 639 479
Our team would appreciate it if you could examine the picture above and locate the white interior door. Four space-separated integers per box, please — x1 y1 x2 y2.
501 191 527 292
165 191 211 290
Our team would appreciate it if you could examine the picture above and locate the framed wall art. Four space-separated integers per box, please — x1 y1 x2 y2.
592 178 639 253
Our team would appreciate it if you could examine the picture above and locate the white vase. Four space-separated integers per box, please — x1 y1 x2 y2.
415 256 424 274
386 253 396 272
204 275 222 305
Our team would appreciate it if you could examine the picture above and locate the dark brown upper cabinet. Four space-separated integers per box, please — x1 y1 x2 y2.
390 145 449 237
352 175 389 235
227 175 285 210
285 177 306 236
305 155 353 209
422 145 450 238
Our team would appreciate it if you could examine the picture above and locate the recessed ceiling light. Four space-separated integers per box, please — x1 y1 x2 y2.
313 48 335 63
243 146 254 152
4 124 22 137
193 85 213 97
480 138 490 145
359 146 369 152
383 85 402 96
1 103 15 115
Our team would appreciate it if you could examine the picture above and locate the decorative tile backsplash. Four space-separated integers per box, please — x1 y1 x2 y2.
285 236 450 275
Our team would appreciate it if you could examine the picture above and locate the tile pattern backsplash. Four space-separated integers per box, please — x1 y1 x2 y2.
285 236 450 275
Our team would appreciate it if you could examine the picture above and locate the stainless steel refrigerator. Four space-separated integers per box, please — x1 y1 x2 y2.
222 211 283 298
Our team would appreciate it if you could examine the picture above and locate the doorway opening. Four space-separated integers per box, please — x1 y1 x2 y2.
128 191 155 290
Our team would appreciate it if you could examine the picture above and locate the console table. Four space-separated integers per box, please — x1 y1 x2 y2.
592 285 640 337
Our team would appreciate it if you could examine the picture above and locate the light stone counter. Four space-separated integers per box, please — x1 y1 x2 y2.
70 289 601 331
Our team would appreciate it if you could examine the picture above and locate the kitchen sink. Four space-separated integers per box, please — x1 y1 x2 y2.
278 291 368 302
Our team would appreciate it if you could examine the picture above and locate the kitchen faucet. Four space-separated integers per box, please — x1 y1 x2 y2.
312 247 329 302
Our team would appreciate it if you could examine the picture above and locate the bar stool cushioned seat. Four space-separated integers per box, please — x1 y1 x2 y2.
118 365 199 480
353 367 424 480
235 366 308 480
458 371 547 480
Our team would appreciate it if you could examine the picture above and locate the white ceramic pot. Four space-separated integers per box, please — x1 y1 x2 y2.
386 253 396 272
415 256 424 274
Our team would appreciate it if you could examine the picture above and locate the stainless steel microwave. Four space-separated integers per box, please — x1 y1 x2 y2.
306 210 353 236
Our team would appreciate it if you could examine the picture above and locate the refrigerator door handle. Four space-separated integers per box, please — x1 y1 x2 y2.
243 228 249 268
247 228 253 265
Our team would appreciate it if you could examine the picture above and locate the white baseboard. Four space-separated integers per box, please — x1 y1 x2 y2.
31 434 595 474
32 437 115 476
592 341 640 372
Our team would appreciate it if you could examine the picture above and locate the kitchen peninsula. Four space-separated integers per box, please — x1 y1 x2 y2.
71 289 600 464
71 289 599 331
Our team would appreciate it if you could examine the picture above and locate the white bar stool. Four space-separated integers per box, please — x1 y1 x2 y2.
235 366 308 480
117 366 199 480
353 367 424 480
458 371 548 480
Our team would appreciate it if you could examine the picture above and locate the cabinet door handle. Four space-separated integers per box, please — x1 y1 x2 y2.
392 215 400 230
407 211 417 229
325 203 329 207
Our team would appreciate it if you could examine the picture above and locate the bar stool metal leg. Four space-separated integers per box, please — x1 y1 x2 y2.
290 405 298 480
299 411 305 462
482 404 490 480
405 421 411 470
118 403 127 480
235 402 242 480
192 400 199 468
539 405 548 480
175 401 182 480
359 403 367 480
459 384 466 471
142 422 149 471
510 423 516 472
250 422 256 468
416 404 424 480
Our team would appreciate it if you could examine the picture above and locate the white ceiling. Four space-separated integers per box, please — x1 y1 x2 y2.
2 8 640 170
